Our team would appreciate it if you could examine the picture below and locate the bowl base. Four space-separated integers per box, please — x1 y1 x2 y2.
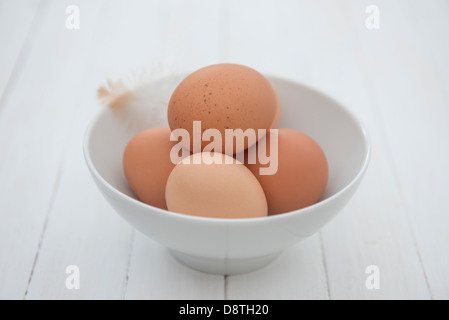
169 249 282 275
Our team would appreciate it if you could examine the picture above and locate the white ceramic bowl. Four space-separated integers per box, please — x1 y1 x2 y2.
83 75 370 275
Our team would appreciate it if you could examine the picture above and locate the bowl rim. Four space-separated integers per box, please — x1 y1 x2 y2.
83 74 371 225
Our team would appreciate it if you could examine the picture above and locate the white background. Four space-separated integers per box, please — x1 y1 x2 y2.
0 0 448 299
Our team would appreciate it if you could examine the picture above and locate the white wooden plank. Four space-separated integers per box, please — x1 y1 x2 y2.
0 0 105 299
225 0 322 82
125 233 224 300
0 0 40 101
321 161 431 299
24 154 134 299
225 0 431 299
26 0 225 299
226 235 329 300
346 0 449 299
310 0 431 299
24 69 134 299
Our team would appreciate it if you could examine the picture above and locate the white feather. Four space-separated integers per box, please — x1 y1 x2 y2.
96 68 180 131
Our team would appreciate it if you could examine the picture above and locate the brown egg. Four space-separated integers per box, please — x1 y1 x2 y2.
167 63 280 154
123 127 184 210
245 128 328 215
270 84 281 129
165 153 268 219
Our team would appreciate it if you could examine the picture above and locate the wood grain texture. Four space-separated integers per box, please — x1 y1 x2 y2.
0 0 40 102
346 0 449 299
0 0 105 299
308 0 432 299
312 0 432 299
125 233 225 300
403 0 449 300
226 235 329 300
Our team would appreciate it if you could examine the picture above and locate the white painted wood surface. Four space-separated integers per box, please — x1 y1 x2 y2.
0 0 40 100
0 0 448 300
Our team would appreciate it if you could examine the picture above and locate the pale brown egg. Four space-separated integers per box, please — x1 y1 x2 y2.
165 153 268 219
123 127 185 210
167 63 280 154
245 128 328 215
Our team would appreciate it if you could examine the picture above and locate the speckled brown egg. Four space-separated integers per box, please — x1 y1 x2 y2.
270 84 281 129
167 63 280 154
